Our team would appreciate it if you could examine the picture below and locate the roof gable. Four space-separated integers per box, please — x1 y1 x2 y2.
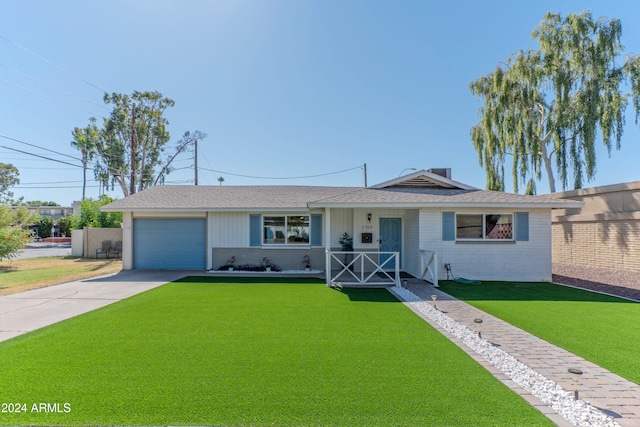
370 169 477 190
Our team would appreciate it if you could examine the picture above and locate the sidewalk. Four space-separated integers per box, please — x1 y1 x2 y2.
0 270 190 342
404 280 640 427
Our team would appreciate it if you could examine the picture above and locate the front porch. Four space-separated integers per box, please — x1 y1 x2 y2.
325 249 438 288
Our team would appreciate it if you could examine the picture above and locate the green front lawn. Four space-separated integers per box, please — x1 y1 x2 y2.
439 281 640 384
0 277 551 426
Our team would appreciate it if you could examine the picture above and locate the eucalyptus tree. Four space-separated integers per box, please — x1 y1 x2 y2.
470 11 640 194
101 91 175 196
93 91 175 197
72 91 208 197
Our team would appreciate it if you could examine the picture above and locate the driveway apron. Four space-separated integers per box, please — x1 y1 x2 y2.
0 270 191 342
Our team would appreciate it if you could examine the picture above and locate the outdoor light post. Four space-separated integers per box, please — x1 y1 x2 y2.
431 294 437 310
474 318 483 339
568 368 583 400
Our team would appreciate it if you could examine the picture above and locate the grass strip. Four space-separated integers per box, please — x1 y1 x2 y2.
0 277 552 426
439 281 640 384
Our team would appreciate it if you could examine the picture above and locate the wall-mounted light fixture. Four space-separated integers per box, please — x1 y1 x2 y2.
367 213 372 223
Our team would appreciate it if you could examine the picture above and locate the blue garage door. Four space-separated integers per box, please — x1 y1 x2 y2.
133 219 206 269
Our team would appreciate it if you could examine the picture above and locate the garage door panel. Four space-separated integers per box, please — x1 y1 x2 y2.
134 219 205 269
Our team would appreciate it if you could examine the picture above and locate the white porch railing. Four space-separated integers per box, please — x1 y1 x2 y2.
419 249 439 287
326 250 400 287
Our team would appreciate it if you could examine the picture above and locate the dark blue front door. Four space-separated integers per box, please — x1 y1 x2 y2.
379 217 401 269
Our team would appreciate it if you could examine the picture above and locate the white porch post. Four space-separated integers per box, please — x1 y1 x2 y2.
324 208 331 286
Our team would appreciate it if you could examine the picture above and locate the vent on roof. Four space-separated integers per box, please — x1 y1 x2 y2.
427 168 451 179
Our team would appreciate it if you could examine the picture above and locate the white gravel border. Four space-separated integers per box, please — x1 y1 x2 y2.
389 286 620 427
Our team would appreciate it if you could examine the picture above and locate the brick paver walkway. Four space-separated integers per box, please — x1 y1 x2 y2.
404 280 640 427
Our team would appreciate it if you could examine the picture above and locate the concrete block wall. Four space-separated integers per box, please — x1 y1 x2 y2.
552 220 640 271
550 180 640 272
82 227 123 259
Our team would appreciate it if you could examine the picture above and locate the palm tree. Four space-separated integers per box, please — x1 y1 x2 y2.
71 117 99 199
218 176 224 186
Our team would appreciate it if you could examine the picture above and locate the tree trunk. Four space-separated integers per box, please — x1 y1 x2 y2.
538 134 556 193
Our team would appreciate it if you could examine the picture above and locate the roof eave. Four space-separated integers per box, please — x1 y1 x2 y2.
101 206 311 213
308 201 583 209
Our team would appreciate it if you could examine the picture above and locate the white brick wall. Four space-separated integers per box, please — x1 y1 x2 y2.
415 208 552 282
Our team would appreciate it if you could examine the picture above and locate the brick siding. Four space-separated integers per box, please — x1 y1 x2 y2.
552 220 640 271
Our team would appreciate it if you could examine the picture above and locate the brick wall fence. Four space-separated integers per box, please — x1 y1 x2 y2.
552 220 640 272
551 181 640 272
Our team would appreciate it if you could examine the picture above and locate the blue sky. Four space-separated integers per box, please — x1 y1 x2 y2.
1 0 639 206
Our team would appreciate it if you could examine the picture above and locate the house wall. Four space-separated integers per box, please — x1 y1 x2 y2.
551 181 640 272
209 212 250 247
404 209 421 275
416 208 552 282
121 205 553 281
329 208 353 249
209 210 336 271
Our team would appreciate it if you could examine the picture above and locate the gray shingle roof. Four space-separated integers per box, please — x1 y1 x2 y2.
102 184 582 212
309 187 581 208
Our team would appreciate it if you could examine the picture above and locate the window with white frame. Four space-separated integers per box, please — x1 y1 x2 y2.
456 214 513 240
263 215 310 245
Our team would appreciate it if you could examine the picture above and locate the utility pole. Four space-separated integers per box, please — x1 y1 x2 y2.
130 103 136 195
194 138 198 186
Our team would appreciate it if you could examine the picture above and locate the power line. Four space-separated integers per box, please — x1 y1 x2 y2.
14 184 101 189
0 145 84 168
0 34 107 94
0 75 107 118
198 164 364 180
0 63 110 111
17 180 84 185
0 133 84 162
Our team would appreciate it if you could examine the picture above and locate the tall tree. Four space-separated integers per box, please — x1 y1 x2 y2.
470 11 640 194
93 91 175 197
71 117 99 199
72 91 207 197
0 163 19 204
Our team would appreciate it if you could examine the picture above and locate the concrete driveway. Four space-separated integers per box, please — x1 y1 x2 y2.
0 270 197 342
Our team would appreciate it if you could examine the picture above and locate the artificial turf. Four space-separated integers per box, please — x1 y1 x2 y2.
0 277 552 426
438 280 640 384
